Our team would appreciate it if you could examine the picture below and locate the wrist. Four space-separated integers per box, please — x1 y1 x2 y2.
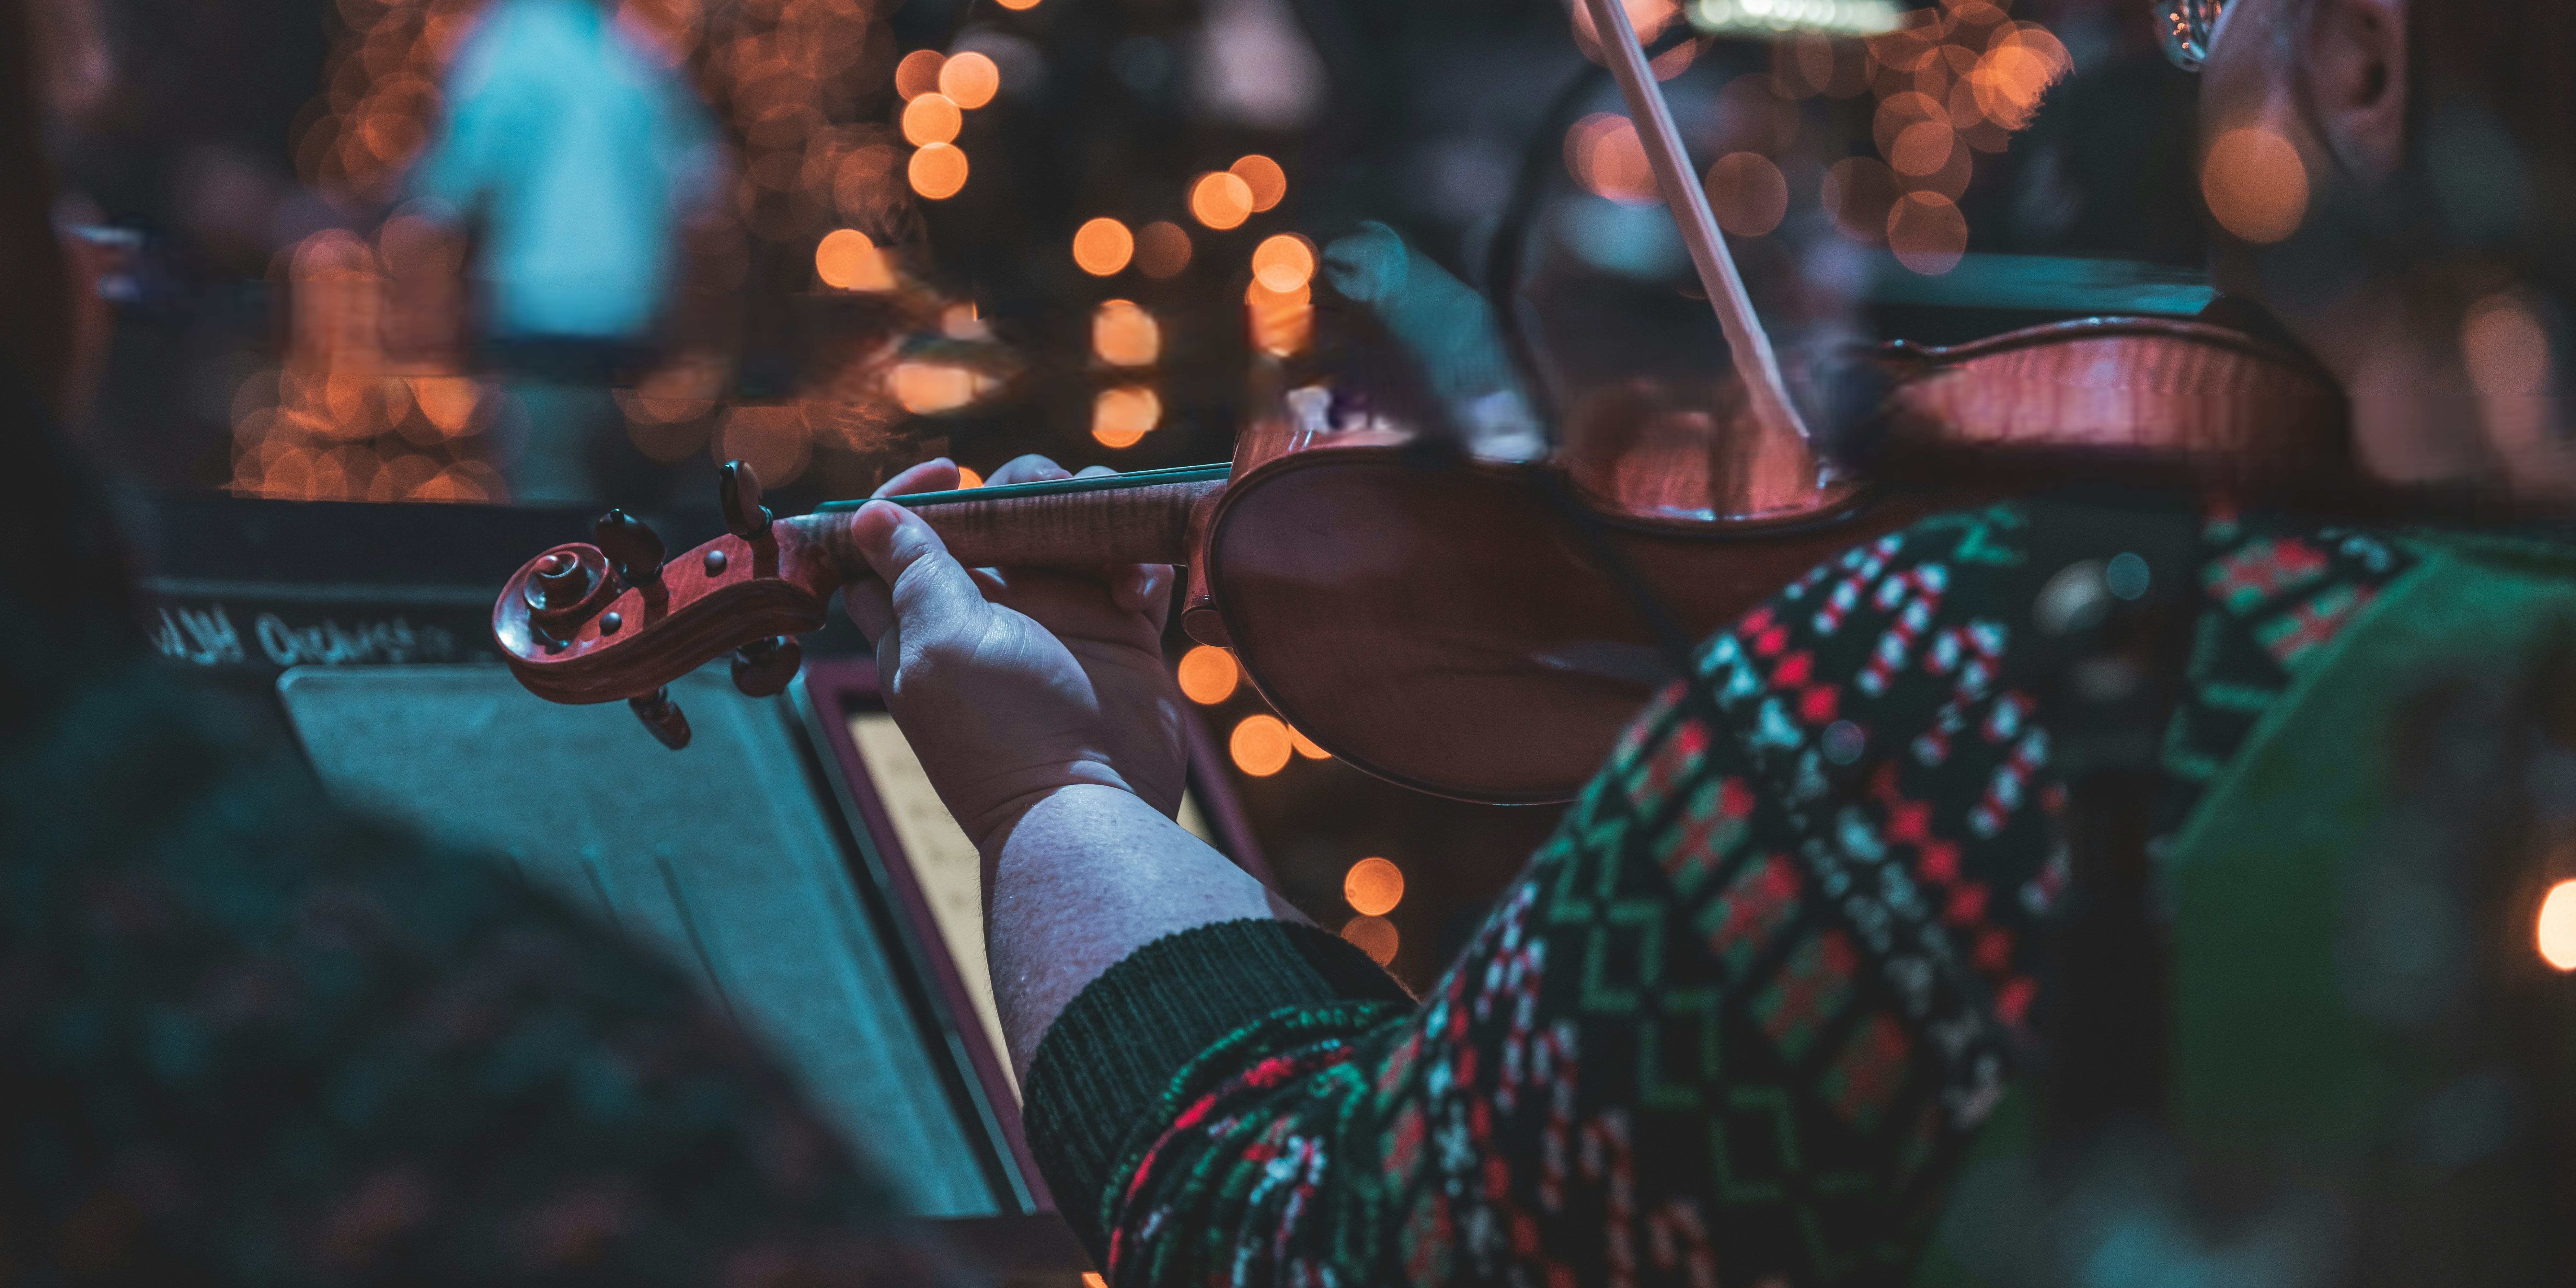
966 778 1141 864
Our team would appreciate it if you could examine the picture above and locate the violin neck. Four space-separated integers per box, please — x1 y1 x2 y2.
796 463 1228 569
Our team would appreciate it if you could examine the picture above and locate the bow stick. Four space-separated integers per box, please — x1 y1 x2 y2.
1576 0 1814 449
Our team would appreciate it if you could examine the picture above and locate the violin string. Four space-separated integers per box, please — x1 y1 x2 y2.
1536 5 1818 743
1574 0 1812 449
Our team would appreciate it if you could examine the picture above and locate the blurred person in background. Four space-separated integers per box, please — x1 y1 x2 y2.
408 0 721 503
0 1 958 1282
847 0 2576 1283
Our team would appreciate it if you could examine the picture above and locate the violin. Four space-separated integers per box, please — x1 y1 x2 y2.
493 313 2340 802
488 0 2346 803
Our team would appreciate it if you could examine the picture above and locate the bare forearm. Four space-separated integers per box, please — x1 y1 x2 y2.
983 785 1277 1082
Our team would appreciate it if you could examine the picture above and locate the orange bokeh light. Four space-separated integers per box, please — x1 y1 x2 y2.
1950 2 2012 36
411 376 480 431
716 405 811 489
1973 24 2071 129
1247 279 1312 357
402 466 480 503
1136 221 1193 278
2464 294 2554 399
815 228 894 291
1888 191 1970 276
1782 28 1869 99
619 384 712 458
1073 217 1135 276
938 52 999 109
1093 386 1159 446
903 93 962 146
1890 120 1956 178
1093 299 1160 367
2202 125 2308 245
1190 172 1255 231
833 144 902 217
1250 234 1315 293
1288 726 1327 759
1972 42 2059 132
2541 880 2576 971
1949 78 2013 153
1176 644 1239 705
1342 914 1399 966
1230 714 1293 776
957 466 984 488
891 362 976 414
997 0 1041 8
894 50 947 101
1868 23 1941 75
1569 0 1681 64
1648 35 1698 81
1229 155 1288 212
909 143 969 200
1780 30 1828 98
941 302 986 340
1705 152 1787 237
1344 857 1404 917
1566 112 1657 206
1873 91 1947 156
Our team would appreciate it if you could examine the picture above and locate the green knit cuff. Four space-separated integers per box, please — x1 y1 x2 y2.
1021 918 1411 1258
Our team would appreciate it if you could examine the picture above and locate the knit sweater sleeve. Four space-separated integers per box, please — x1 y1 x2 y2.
1015 508 2064 1285
1024 505 2424 1287
1022 918 1416 1257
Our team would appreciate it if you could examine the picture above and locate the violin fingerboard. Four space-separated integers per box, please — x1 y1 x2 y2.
811 477 1222 569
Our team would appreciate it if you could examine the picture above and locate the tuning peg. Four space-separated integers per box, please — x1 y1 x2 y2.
628 687 691 750
720 460 772 540
729 635 804 697
592 508 666 587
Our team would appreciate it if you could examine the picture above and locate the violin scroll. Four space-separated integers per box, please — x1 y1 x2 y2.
518 544 618 645
493 503 839 712
492 460 1228 742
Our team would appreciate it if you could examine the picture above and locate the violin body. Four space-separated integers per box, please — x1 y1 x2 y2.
491 316 2343 804
1197 446 1918 801
1187 316 2341 801
1875 316 2347 478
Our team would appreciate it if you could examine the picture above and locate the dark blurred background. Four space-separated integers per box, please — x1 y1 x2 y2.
58 0 2213 987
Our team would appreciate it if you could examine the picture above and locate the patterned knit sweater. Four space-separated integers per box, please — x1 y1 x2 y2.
1022 502 2420 1287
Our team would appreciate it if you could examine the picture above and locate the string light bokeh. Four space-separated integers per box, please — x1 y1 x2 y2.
1556 1 2073 278
217 0 2098 512
2540 880 2576 972
235 0 1041 501
55 0 2229 992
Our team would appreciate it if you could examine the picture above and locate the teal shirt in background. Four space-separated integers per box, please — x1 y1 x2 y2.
413 0 717 342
